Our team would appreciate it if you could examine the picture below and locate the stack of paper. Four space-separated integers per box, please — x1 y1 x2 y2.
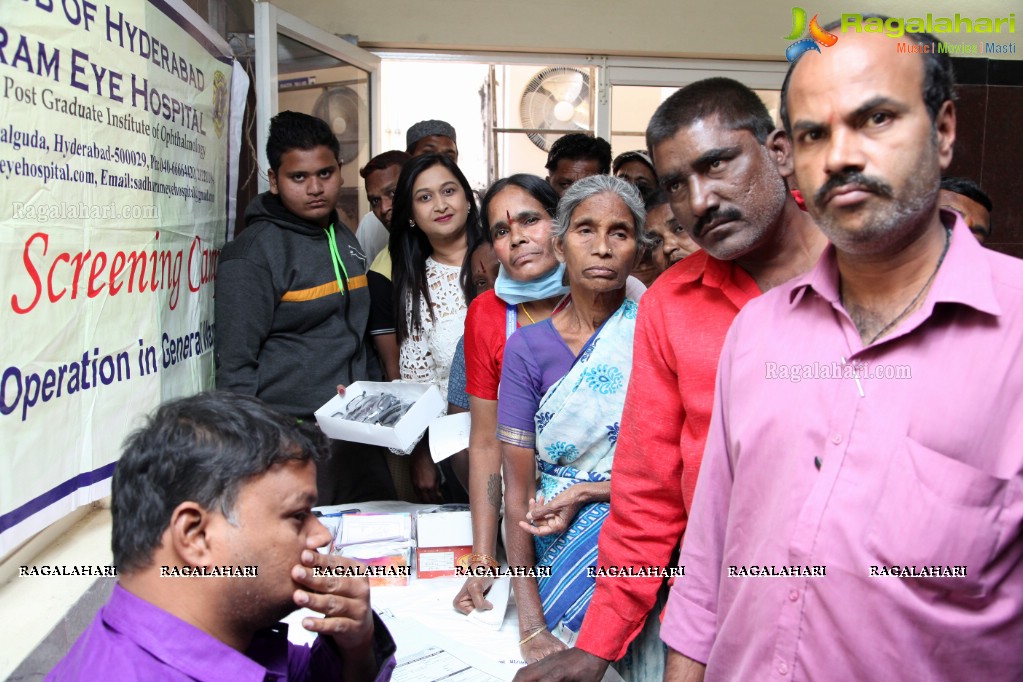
333 512 415 586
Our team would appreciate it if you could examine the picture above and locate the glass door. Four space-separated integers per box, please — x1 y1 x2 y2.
605 58 790 154
254 3 381 226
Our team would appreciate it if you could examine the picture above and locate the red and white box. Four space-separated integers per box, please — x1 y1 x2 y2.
415 508 473 579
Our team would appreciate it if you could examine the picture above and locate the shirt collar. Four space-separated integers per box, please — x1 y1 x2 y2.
706 252 761 306
668 249 711 286
786 210 1002 317
672 250 760 301
671 249 740 288
702 252 735 289
102 584 289 682
930 209 1002 316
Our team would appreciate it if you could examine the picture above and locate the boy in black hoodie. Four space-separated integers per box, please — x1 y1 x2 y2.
215 111 395 503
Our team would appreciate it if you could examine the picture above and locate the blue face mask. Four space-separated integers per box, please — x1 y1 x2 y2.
494 262 569 305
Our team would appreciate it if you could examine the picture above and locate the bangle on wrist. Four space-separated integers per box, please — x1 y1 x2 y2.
518 626 547 646
467 553 499 569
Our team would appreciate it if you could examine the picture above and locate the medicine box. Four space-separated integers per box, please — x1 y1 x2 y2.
339 543 412 587
415 508 473 579
333 512 415 587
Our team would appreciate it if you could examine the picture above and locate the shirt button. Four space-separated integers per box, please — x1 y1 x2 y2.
830 433 842 445
778 661 789 675
789 589 799 601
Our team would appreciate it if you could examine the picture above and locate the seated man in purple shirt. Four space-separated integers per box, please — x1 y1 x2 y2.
663 19 1023 682
49 391 396 681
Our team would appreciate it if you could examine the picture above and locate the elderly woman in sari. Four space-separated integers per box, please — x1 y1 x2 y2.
496 174 651 663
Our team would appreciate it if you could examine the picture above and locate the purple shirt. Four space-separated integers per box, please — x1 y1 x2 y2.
497 319 577 448
662 213 1023 680
48 584 397 681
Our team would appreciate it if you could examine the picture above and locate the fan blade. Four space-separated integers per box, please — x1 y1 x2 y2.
554 75 585 101
520 67 591 151
533 85 554 100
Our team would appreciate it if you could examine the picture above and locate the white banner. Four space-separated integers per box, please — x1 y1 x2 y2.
0 0 243 554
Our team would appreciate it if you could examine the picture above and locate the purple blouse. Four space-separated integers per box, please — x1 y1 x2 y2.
497 319 576 449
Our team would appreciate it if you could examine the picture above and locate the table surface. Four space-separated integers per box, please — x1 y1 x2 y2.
285 501 526 680
287 500 625 681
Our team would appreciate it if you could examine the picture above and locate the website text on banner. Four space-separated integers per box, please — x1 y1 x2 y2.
0 0 238 554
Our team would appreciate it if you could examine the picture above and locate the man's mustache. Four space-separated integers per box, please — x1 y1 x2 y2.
813 172 894 207
694 207 743 238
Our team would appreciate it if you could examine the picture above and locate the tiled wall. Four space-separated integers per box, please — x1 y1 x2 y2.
946 58 1023 259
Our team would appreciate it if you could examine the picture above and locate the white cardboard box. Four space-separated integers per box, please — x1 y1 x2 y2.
315 381 446 451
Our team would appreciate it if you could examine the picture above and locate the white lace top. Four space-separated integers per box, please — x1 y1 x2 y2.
399 257 467 397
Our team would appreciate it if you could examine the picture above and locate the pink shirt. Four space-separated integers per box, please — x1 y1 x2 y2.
662 213 1023 680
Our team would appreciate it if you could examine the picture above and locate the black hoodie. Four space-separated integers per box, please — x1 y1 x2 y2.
214 192 380 418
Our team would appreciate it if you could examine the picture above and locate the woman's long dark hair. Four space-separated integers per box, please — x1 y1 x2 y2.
390 153 484 343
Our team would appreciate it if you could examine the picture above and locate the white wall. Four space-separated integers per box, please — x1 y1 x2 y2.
380 61 490 188
274 0 1020 61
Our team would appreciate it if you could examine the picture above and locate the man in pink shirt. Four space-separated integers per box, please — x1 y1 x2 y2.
514 79 825 680
663 22 1023 681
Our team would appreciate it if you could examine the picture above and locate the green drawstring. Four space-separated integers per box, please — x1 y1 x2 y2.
325 224 350 296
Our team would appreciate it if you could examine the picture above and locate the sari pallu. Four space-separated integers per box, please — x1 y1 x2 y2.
532 297 639 632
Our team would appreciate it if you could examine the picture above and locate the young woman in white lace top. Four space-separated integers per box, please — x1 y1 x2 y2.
389 154 485 501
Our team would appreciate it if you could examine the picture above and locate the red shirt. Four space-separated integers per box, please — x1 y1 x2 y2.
575 250 760 661
464 290 514 400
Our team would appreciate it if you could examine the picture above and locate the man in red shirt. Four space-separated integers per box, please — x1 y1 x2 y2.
514 78 826 680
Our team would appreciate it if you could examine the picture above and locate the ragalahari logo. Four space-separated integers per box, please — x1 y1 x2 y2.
784 8 839 61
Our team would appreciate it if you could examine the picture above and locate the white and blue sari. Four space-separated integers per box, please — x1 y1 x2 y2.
532 297 638 633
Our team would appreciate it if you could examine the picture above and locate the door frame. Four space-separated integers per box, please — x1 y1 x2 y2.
253 2 382 191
